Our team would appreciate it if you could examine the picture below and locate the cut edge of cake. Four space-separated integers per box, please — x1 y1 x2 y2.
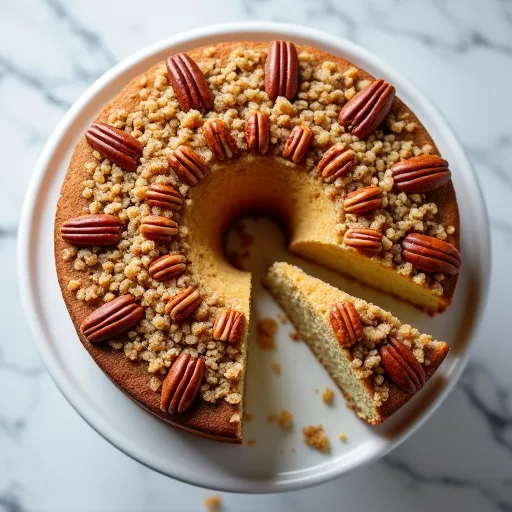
264 262 449 424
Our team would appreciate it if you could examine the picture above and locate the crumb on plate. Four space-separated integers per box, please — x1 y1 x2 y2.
322 387 334 404
257 318 277 349
302 425 330 452
204 495 222 511
278 409 293 429
271 362 281 374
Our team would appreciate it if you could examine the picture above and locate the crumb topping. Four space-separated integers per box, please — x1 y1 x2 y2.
324 292 442 404
347 298 439 388
63 42 454 403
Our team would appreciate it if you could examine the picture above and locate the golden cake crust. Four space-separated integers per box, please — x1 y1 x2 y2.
54 41 460 442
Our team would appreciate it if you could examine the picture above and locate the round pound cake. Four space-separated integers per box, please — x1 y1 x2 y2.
54 40 460 442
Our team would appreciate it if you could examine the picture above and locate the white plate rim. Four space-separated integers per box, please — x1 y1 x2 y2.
17 21 491 493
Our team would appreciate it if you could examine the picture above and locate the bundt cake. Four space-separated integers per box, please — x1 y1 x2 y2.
54 41 460 442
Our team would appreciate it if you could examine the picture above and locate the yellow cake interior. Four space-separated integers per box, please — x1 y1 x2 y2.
264 261 448 423
183 155 446 315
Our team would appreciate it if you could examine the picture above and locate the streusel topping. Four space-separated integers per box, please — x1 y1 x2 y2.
63 44 453 401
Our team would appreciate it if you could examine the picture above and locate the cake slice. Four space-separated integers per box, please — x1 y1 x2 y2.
264 262 449 424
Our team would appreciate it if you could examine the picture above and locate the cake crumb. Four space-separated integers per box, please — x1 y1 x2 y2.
291 447 296 453
322 387 335 405
302 425 330 452
244 412 253 423
289 330 301 341
277 313 288 324
267 414 276 424
247 439 256 447
271 362 281 374
278 409 293 429
257 318 277 349
149 376 162 392
204 495 222 511
314 388 319 394
338 432 348 442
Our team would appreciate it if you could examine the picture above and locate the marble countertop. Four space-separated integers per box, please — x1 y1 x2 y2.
2 0 512 510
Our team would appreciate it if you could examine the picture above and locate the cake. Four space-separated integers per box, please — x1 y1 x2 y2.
265 262 449 424
54 40 460 443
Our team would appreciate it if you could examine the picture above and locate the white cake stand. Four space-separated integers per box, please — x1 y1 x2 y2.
18 22 489 493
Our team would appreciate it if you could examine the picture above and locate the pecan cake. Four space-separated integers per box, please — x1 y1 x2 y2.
265 262 449 424
54 40 460 442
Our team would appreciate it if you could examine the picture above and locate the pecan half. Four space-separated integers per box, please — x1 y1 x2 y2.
317 145 357 183
139 216 178 244
85 123 143 171
283 125 313 163
213 309 246 343
379 337 426 394
344 186 382 215
330 301 363 348
167 145 208 186
391 155 451 194
245 111 270 154
149 254 187 281
338 79 395 140
160 353 205 414
165 286 202 321
203 119 238 160
80 294 144 343
344 228 382 256
264 40 299 102
61 214 123 246
402 233 461 275
145 184 183 211
166 53 214 113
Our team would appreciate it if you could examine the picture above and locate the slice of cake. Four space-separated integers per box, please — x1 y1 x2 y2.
264 262 449 424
